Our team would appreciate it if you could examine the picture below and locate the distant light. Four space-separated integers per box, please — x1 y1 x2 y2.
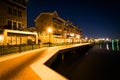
102 38 105 40
106 38 111 41
106 38 109 41
85 37 88 40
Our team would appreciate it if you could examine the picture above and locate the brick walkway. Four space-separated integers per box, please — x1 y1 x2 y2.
0 43 91 80
0 48 47 80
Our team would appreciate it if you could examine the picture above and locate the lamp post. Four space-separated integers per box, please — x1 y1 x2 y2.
48 28 52 47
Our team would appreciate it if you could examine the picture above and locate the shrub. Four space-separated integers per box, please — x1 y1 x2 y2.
27 39 33 45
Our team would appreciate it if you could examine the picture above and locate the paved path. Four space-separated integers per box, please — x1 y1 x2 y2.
0 48 47 80
0 43 90 80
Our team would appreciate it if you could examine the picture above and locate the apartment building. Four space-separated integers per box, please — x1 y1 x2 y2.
35 11 82 43
0 0 28 30
0 0 38 45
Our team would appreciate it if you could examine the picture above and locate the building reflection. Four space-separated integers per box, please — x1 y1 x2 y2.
99 39 120 51
112 40 115 51
117 40 119 51
106 43 109 50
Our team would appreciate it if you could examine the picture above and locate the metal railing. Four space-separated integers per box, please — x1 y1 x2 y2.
0 42 82 56
0 44 40 55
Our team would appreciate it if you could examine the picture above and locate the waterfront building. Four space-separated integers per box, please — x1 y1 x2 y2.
0 0 38 45
1 29 38 45
35 11 82 43
0 0 28 30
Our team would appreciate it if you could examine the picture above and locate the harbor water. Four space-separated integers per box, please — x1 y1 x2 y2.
46 40 120 80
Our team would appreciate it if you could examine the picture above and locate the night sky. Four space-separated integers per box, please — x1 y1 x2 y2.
27 0 120 39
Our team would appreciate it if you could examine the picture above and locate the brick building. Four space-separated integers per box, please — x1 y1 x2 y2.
0 0 28 30
35 11 82 43
0 0 38 45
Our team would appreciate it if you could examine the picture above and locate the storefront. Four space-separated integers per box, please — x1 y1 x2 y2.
3 29 38 45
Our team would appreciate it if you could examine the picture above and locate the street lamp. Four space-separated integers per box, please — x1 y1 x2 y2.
47 28 52 47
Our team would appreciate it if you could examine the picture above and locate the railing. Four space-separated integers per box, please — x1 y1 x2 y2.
0 44 39 55
0 42 85 56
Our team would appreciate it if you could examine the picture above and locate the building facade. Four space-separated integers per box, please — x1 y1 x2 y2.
2 29 38 45
35 11 82 43
0 0 38 45
0 0 28 30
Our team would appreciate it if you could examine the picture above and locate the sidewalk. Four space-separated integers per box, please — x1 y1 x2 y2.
0 43 91 80
0 48 47 80
0 48 46 62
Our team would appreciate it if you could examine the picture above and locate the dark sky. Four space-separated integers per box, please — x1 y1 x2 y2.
27 0 120 39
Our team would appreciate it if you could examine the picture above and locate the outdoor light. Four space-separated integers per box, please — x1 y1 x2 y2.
106 38 109 41
70 33 74 37
47 28 52 47
48 28 52 33
76 35 80 39
85 37 88 40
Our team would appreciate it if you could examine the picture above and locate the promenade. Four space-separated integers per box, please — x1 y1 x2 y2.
0 43 90 80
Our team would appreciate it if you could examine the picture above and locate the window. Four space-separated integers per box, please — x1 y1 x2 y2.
7 20 12 29
13 9 17 16
18 23 22 30
18 23 21 27
53 24 57 28
13 22 17 30
7 7 12 14
18 10 22 17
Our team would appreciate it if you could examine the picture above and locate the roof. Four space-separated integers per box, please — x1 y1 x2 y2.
34 11 66 23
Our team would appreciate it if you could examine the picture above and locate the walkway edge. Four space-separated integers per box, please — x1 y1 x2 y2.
30 43 91 80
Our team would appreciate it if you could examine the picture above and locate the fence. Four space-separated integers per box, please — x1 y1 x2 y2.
0 44 40 55
0 42 81 56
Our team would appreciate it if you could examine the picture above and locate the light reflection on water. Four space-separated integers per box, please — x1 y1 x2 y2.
106 43 109 50
99 40 120 51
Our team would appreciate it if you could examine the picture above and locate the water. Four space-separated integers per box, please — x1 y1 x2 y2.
45 40 120 80
99 40 120 51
